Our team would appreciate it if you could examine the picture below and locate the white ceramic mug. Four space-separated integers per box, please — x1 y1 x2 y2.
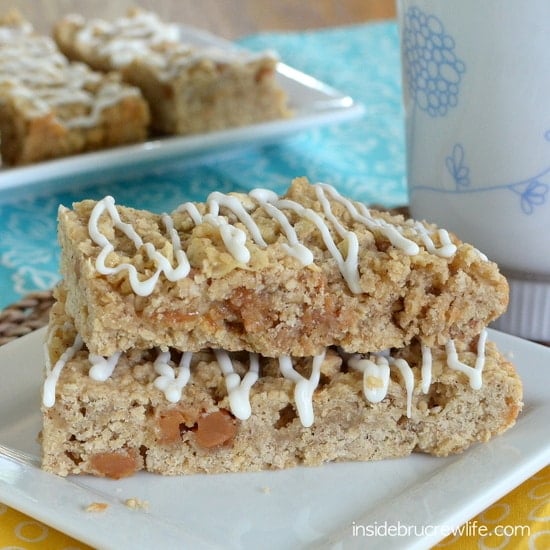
397 0 550 341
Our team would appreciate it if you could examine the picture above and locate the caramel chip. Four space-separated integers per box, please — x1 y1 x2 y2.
194 410 237 449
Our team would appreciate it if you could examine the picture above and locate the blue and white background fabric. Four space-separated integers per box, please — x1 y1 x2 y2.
0 22 405 310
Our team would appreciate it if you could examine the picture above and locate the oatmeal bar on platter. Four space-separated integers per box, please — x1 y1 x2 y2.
53 9 291 136
0 11 149 166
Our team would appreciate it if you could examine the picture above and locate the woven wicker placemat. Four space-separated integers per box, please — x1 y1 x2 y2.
0 290 54 346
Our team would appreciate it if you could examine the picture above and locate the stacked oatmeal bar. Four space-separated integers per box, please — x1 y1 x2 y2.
41 178 522 477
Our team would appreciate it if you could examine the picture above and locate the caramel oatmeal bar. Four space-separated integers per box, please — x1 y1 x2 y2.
0 11 150 166
41 289 522 477
58 178 508 358
53 9 291 136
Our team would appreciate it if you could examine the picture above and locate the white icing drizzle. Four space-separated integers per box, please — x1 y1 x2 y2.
214 350 260 420
420 344 432 394
42 331 489 426
388 358 415 418
202 192 263 264
69 10 277 80
446 329 488 390
348 355 390 404
413 222 457 258
89 352 121 381
0 23 140 127
177 202 202 225
318 183 420 256
89 196 190 296
277 352 325 428
86 183 462 299
208 192 267 248
70 11 181 69
348 332 488 418
249 188 314 265
42 333 83 407
313 186 362 291
161 213 191 278
349 354 414 418
278 197 363 292
153 350 193 403
475 248 489 262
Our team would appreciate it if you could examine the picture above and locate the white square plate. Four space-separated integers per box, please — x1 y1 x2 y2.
1 328 549 549
0 25 364 197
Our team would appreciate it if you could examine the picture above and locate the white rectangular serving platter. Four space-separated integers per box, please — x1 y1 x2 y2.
0 328 549 549
0 25 364 197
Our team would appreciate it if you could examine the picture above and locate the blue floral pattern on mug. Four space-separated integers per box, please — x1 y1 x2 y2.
402 7 465 117
445 144 471 188
444 142 550 214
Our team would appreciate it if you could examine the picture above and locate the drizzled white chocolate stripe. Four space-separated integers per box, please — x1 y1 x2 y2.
42 330 489 427
87 183 458 297
67 10 278 79
446 329 487 390
214 349 260 420
66 10 181 70
153 350 193 404
87 196 191 296
89 351 121 381
43 333 83 408
347 354 417 417
278 351 326 428
0 25 141 126
420 344 433 394
348 355 391 404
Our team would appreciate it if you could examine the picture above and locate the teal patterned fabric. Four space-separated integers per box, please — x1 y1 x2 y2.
0 21 404 309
